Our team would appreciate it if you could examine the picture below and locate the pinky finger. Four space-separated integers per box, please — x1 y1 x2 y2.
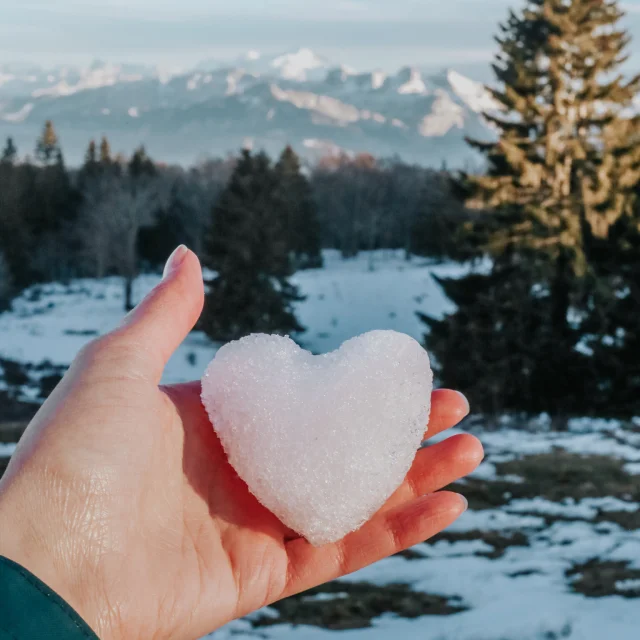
284 491 466 598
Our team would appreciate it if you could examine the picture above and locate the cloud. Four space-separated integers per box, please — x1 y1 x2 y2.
1 0 510 23
0 0 637 74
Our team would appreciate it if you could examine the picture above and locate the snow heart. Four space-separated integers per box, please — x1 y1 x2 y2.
201 331 433 546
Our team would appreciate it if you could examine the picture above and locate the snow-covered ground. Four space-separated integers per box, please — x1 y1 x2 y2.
1 250 638 639
0 251 469 398
210 418 640 640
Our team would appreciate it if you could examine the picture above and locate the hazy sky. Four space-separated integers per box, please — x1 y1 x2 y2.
2 0 640 79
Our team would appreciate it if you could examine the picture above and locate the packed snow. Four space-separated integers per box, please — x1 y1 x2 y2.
201 331 432 546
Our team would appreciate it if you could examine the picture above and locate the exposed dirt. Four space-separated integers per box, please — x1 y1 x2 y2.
567 560 640 598
449 451 640 513
253 581 466 630
429 529 530 559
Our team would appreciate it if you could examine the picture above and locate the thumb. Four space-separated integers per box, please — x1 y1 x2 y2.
115 245 205 383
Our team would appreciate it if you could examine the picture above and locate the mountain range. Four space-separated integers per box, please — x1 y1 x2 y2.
0 49 497 167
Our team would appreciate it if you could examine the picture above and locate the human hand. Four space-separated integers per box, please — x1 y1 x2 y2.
0 247 483 640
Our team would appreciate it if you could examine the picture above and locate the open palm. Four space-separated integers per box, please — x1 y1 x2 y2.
0 248 483 640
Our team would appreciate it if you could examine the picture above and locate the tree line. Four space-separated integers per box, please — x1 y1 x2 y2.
0 124 468 325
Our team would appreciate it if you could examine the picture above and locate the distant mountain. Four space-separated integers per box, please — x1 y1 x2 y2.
0 49 498 167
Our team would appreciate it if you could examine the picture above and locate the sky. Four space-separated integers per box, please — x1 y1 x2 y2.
2 0 640 80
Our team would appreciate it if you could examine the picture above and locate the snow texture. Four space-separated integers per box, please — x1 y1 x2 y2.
201 331 433 546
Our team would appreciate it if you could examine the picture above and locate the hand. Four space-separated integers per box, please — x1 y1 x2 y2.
0 247 483 640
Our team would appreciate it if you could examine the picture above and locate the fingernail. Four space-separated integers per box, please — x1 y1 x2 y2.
456 391 470 416
459 494 468 512
163 245 188 279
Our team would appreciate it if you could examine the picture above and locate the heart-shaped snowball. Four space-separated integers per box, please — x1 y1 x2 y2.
201 330 433 546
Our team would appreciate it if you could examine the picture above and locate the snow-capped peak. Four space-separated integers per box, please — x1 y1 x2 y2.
371 70 386 90
30 61 148 98
395 67 428 95
325 67 352 85
419 89 465 136
270 48 330 81
0 52 496 168
446 69 498 114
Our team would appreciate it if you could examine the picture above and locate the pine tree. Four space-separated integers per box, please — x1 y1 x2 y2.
99 136 112 165
0 249 13 311
85 140 97 165
82 140 99 177
1 138 17 165
580 185 640 415
424 250 592 416
54 148 65 171
411 171 470 260
129 146 156 178
35 121 60 165
274 146 323 269
425 0 639 416
201 149 303 342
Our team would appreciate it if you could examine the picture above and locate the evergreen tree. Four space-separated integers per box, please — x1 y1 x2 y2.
274 146 323 269
1 138 17 165
425 0 639 416
35 121 60 165
85 140 97 164
129 146 156 178
201 149 303 342
54 149 65 171
424 251 591 417
0 250 12 310
581 189 640 415
411 171 471 261
82 140 99 178
0 147 80 289
99 136 112 165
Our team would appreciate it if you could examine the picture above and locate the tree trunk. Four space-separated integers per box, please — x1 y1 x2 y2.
96 248 107 279
124 276 134 312
551 250 571 338
368 210 378 272
404 226 412 261
124 227 139 311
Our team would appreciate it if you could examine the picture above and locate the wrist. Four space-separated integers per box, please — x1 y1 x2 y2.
0 472 110 639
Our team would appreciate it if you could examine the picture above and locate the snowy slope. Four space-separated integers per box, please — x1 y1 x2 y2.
0 251 466 391
0 51 497 166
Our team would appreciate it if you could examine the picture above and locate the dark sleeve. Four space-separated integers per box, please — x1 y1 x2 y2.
0 556 99 640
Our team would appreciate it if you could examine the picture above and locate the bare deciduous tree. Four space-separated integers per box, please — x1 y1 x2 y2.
80 174 168 310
